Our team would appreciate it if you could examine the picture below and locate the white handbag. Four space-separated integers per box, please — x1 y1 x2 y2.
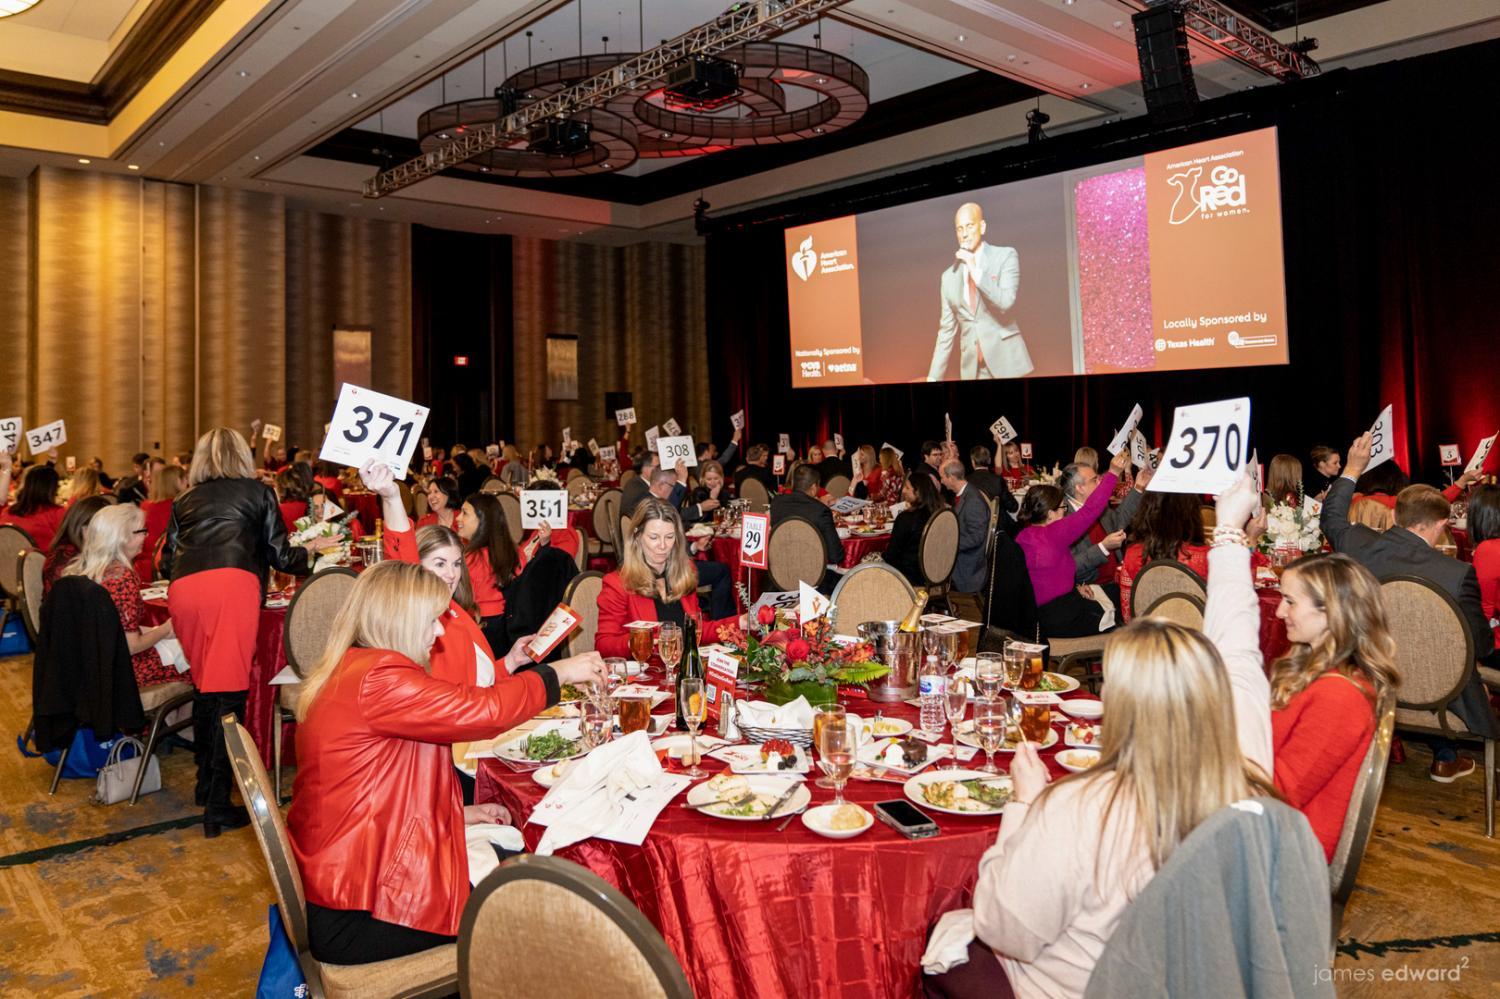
92 736 161 805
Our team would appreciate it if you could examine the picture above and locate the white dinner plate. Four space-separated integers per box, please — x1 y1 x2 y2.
685 775 810 820
1057 748 1103 774
495 728 589 765
531 759 578 788
802 803 874 839
954 720 1059 753
904 769 1013 816
858 716 913 740
1059 698 1103 719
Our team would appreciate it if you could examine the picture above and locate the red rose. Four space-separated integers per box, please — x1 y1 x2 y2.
786 638 812 662
757 605 777 626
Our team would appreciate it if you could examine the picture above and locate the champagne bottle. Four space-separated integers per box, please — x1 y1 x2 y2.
898 588 930 633
675 616 704 731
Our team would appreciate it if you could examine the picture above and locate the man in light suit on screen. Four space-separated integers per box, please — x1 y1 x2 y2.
926 202 1033 381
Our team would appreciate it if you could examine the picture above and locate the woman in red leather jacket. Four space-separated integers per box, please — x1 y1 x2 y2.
288 560 606 965
595 498 745 659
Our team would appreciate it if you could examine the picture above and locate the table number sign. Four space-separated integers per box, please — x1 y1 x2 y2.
1467 432 1498 475
1364 405 1395 472
657 435 697 469
772 454 786 476
740 511 770 569
320 384 428 478
800 581 830 622
262 423 282 442
519 490 569 530
599 445 617 461
587 438 600 456
1019 442 1033 460
991 416 1018 444
778 433 791 454
1439 444 1461 466
616 407 636 426
1147 397 1250 496
831 495 869 514
663 418 682 436
1106 403 1145 456
0 416 20 453
25 419 66 455
730 410 745 430
644 426 660 452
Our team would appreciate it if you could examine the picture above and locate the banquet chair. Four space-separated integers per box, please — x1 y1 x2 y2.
566 468 585 484
569 529 588 572
480 477 506 494
273 568 358 803
19 549 45 642
222 717 459 999
1048 633 1110 693
497 493 524 545
824 474 851 499
1199 505 1217 531
459 855 691 999
1140 592 1205 631
1328 687 1397 952
739 477 771 511
562 572 603 656
1379 575 1494 837
566 475 592 502
917 508 959 601
590 489 622 560
620 469 638 487
766 517 827 592
129 679 196 805
1129 559 1207 620
828 562 915 635
620 516 633 555
0 523 36 601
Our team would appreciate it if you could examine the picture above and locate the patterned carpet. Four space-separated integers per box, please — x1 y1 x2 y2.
0 647 1496 996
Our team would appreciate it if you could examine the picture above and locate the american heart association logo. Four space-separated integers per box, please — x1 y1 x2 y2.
791 236 817 281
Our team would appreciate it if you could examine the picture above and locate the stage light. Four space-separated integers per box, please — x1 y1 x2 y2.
1025 108 1049 144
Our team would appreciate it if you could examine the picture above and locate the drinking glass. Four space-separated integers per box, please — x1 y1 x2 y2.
657 623 684 688
819 718 854 806
943 675 968 770
627 624 655 665
604 657 630 691
618 695 651 736
973 697 1006 775
974 653 1005 700
580 698 612 749
679 677 709 778
812 704 846 789
1001 642 1026 690
1019 701 1052 745
922 627 943 663
938 628 961 668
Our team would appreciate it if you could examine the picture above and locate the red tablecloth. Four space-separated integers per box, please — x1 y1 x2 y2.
568 507 593 536
143 596 288 767
708 530 890 579
343 491 380 532
477 678 1080 999
1257 585 1289 663
1452 527 1474 563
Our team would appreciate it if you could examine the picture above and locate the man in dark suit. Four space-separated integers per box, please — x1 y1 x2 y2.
1323 433 1500 781
942 460 992 593
814 438 852 486
620 453 657 520
770 464 844 569
967 445 1002 501
1060 455 1146 590
733 444 777 496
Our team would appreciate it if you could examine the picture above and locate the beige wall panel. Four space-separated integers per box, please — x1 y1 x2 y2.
0 177 30 416
139 181 197 458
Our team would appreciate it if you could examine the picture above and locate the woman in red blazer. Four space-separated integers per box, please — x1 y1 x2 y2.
1271 553 1400 860
596 498 744 659
288 560 606 965
1468 486 1500 644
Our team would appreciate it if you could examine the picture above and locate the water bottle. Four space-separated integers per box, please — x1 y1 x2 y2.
919 655 946 734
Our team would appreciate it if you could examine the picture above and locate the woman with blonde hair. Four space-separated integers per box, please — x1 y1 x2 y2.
66 466 107 505
594 498 744 658
161 426 340 837
941 469 1274 998
1271 553 1399 859
67 503 177 690
135 464 184 582
288 560 607 966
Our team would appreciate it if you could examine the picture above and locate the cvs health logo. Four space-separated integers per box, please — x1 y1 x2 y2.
790 236 817 281
1166 164 1248 225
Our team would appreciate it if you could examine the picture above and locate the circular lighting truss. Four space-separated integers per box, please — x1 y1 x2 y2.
412 42 868 177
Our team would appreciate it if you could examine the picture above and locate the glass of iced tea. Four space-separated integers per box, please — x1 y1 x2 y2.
1019 701 1052 744
627 623 655 665
1014 642 1047 691
618 694 652 736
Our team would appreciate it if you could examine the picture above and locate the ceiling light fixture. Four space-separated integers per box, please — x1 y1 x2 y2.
77 158 91 164
0 1 44 17
955 34 966 42
237 70 249 77
349 92 360 98
128 164 139 170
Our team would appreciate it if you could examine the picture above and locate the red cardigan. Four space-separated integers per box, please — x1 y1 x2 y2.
594 570 735 659
385 527 497 685
1272 670 1376 861
1475 538 1500 644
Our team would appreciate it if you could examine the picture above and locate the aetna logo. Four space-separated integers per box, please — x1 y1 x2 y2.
1166 164 1248 225
791 236 817 281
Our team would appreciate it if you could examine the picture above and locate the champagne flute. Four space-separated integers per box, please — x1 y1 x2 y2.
812 704 845 788
943 674 968 770
974 653 1004 701
819 718 854 807
679 676 709 778
1001 642 1025 691
974 697 1006 775
657 622 683 688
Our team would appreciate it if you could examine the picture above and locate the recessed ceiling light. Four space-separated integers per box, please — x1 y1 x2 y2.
349 92 360 99
816 77 827 84
813 127 824 134
438 132 450 139
127 164 139 170
253 155 261 161
237 70 249 77
1113 20 1124 28
77 158 91 164
1081 82 1091 89
955 34 966 42
479 165 490 172
661 131 671 138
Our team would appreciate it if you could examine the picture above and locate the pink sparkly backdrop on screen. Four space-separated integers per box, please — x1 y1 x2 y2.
1075 168 1155 372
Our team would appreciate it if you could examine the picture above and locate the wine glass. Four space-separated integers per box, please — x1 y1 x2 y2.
922 626 943 664
943 674 969 770
580 698 611 749
812 704 846 788
938 628 961 669
819 717 854 807
657 622 683 687
974 653 1004 701
604 656 630 691
973 697 1006 775
1001 641 1026 691
679 676 709 778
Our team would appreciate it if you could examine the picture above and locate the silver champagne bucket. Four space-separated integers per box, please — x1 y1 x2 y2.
858 620 921 702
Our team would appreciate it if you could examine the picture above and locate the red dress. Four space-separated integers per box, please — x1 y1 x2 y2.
1272 671 1377 861
135 499 174 583
101 564 178 689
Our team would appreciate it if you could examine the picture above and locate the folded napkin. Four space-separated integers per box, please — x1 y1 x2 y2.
737 696 815 730
532 731 683 855
1080 584 1117 633
922 908 977 975
155 637 189 674
465 823 526 885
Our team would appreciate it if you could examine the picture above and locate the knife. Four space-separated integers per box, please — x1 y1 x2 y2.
763 780 802 820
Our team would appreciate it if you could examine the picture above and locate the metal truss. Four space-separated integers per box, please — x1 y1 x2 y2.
1171 0 1320 81
363 0 852 198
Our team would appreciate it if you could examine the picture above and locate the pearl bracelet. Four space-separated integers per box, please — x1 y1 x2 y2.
1212 527 1247 547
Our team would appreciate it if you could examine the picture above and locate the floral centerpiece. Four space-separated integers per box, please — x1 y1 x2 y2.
719 595 890 707
1261 494 1324 554
291 512 354 567
529 466 560 485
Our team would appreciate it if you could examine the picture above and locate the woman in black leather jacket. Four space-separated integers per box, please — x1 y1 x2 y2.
161 427 337 837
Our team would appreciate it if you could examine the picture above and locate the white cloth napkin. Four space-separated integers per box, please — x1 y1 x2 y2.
1080 584 1117 632
922 908 977 974
531 731 676 855
465 823 526 885
155 637 189 674
736 697 815 729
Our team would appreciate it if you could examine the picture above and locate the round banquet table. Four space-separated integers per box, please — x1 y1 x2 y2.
708 529 891 580
477 677 1081 999
568 506 593 536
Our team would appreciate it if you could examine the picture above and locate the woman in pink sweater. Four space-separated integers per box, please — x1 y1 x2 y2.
1271 553 1399 860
